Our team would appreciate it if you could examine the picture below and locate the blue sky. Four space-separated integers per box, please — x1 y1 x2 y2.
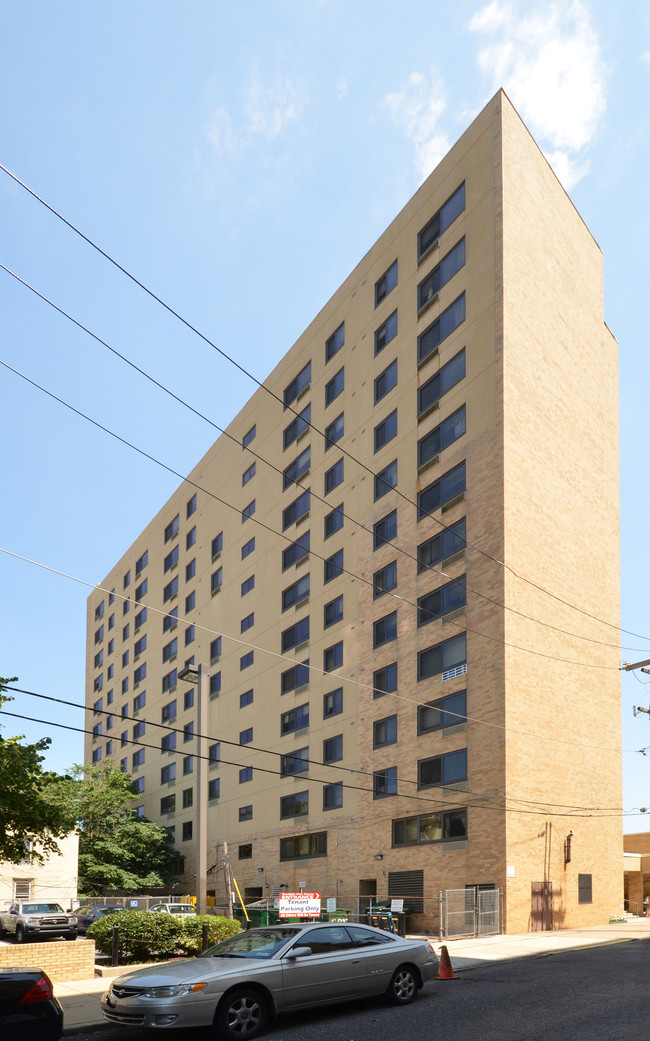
1 0 649 834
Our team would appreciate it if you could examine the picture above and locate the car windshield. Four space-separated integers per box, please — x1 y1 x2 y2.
201 928 300 959
21 903 64 914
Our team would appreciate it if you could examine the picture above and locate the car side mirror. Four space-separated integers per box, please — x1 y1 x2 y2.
284 946 312 960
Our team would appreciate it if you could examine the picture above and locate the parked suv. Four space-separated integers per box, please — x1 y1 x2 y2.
0 901 78 943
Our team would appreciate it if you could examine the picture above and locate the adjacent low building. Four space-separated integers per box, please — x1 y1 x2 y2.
0 833 79 911
84 90 622 933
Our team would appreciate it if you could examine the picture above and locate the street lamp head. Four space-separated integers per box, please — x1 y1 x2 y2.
179 666 200 683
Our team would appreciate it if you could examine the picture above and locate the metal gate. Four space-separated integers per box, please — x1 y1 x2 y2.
445 888 501 938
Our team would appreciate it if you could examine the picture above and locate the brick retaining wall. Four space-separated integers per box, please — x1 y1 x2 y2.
0 939 95 981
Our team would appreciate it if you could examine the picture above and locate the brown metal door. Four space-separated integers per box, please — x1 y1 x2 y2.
531 882 552 931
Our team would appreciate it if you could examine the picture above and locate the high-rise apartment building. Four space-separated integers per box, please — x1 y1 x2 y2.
85 91 621 934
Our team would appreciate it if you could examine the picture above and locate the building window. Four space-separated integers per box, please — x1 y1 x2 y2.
242 536 255 559
184 688 195 710
92 748 102 764
374 410 397 452
240 689 254 708
123 599 130 616
418 633 467 680
418 462 466 518
186 493 197 518
418 182 465 260
393 808 467 846
242 462 256 486
418 749 467 788
373 510 397 550
239 844 253 859
209 672 222 696
240 727 253 745
280 747 309 776
132 749 145 769
209 742 220 764
324 549 343 584
281 660 309 694
182 821 193 841
123 570 131 589
324 641 343 672
374 359 398 404
239 767 253 783
418 348 466 418
281 617 310 652
134 634 147 656
374 767 398 798
373 715 397 747
242 500 256 522
163 607 178 632
324 503 344 539
280 831 326 861
185 624 195 646
282 574 310 611
241 612 254 633
95 601 105 621
183 722 194 742
163 577 178 602
578 874 593 904
324 458 344 495
239 805 253 822
243 424 256 448
133 777 145 794
161 699 177 722
240 651 254 670
374 460 397 500
160 795 176 815
161 763 176 784
418 238 466 310
418 518 466 572
325 368 344 407
419 690 467 733
281 791 309 818
283 404 311 451
211 568 223 595
418 293 466 366
323 734 343 763
185 558 196 582
161 670 177 694
283 447 311 489
282 532 310 571
323 782 343 810
134 664 146 685
373 560 397 599
208 778 220 799
375 259 398 306
186 526 196 549
283 489 310 530
210 637 222 661
164 515 180 543
418 406 466 467
281 703 309 735
324 594 343 628
94 650 104 668
323 688 343 717
183 755 193 775
94 625 104 645
325 322 344 362
284 362 311 408
418 576 466 625
185 591 196 613
162 638 178 663
324 413 344 451
120 677 128 694
212 532 223 558
375 310 398 355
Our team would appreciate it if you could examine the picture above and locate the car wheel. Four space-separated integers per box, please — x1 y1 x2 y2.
65 931 78 941
386 965 418 1005
0 925 5 939
216 988 269 1040
15 925 25 944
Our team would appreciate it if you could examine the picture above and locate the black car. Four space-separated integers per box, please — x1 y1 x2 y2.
74 904 126 935
0 967 63 1041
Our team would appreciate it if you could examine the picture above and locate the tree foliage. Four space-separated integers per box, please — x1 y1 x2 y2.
0 676 71 864
87 911 240 963
46 761 179 894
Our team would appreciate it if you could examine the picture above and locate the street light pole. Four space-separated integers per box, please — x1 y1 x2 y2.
179 664 208 914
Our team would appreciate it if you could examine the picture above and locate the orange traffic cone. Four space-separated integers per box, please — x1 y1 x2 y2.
437 945 457 979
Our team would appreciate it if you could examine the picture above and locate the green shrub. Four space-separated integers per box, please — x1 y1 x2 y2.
88 910 184 962
177 914 241 955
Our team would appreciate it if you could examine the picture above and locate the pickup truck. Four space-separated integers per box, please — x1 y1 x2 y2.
0 901 78 943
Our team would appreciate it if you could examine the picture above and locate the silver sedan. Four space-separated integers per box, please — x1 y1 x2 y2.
101 921 438 1038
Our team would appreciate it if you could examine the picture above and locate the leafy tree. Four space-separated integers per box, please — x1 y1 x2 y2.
0 676 71 864
87 911 240 963
47 761 179 894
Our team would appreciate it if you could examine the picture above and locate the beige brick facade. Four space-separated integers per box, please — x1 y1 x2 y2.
84 92 622 934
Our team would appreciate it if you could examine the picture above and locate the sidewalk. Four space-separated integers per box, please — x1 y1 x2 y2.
54 918 650 1034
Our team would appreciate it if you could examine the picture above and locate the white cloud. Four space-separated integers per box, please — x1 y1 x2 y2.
384 69 451 184
642 50 650 66
469 0 607 189
245 73 304 141
206 107 242 158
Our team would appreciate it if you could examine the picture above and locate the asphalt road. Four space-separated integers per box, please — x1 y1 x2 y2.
65 939 647 1041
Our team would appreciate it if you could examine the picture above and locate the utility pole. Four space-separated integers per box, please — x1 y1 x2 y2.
223 841 233 919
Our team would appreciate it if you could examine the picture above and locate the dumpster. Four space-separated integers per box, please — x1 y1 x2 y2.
322 908 349 922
